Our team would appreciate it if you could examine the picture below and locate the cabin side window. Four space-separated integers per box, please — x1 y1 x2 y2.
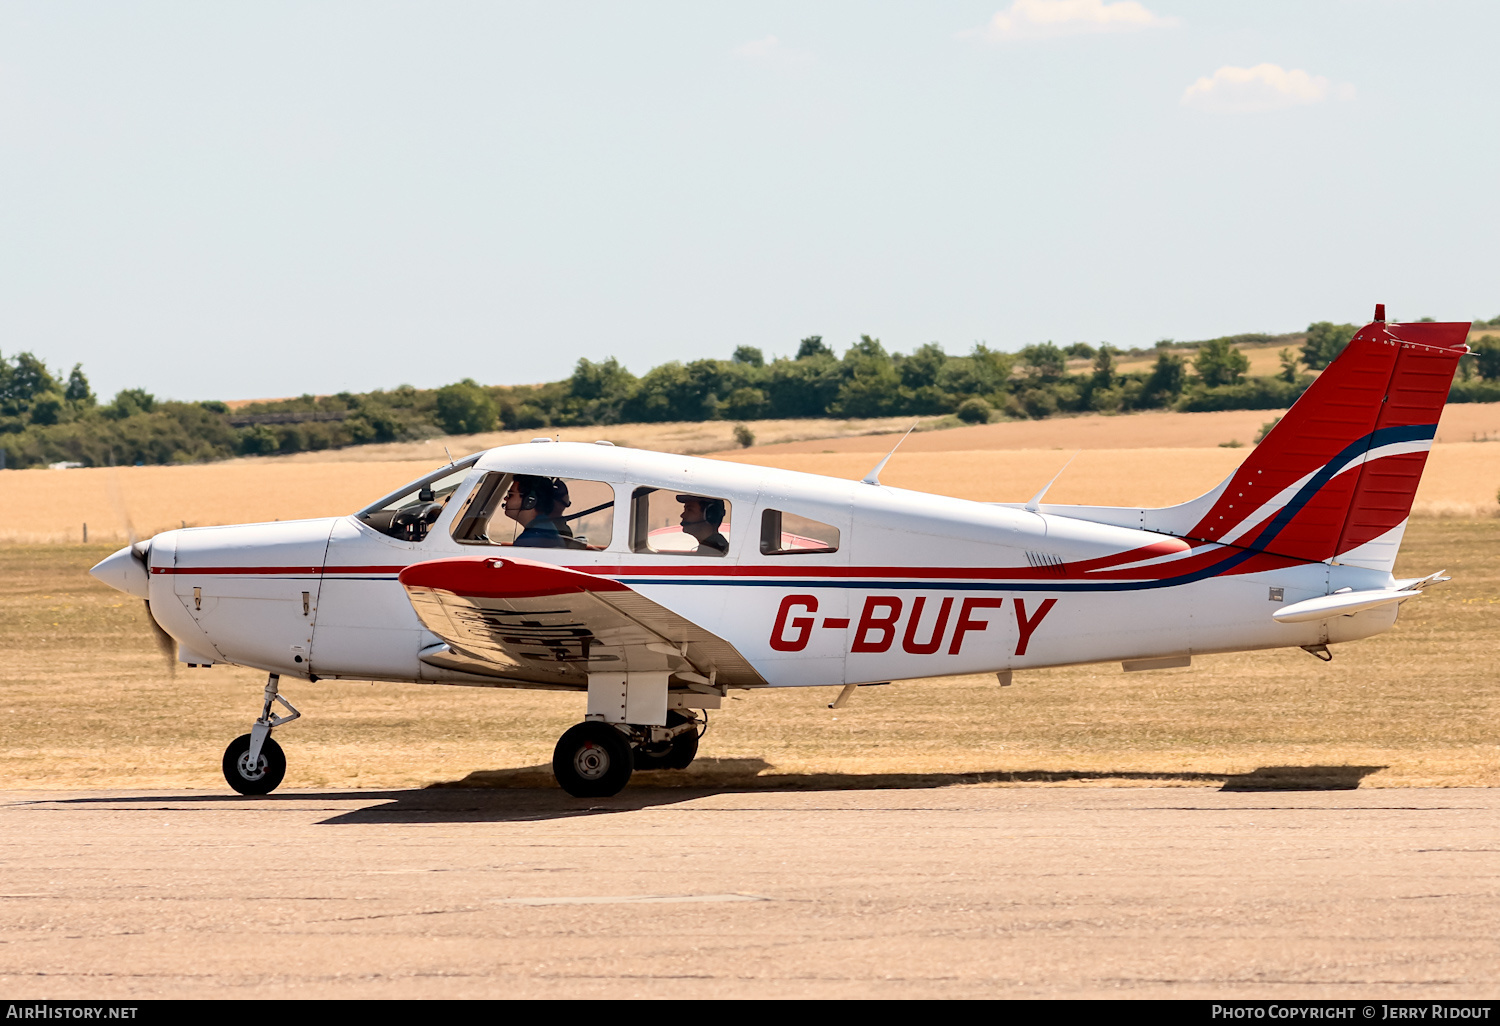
630 487 731 557
760 509 840 555
452 472 616 550
355 456 483 542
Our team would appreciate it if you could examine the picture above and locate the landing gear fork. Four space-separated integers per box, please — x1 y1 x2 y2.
222 674 300 796
247 674 300 768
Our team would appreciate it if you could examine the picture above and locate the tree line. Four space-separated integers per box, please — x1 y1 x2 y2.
3 317 1498 469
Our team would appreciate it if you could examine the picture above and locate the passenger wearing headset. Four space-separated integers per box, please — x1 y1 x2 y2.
503 475 578 548
677 494 729 556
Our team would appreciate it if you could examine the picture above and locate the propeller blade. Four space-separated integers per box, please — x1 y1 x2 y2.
142 600 178 678
107 469 138 545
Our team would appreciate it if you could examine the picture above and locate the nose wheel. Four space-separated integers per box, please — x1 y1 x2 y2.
222 734 286 795
221 673 300 796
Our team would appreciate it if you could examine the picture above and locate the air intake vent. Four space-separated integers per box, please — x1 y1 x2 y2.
1025 551 1066 576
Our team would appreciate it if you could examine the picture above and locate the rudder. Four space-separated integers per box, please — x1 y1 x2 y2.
1185 314 1468 571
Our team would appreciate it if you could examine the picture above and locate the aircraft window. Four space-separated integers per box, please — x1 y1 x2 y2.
631 487 731 557
760 509 840 555
452 472 615 550
355 455 482 542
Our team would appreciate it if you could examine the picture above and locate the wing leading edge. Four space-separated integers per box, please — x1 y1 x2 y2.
398 556 766 689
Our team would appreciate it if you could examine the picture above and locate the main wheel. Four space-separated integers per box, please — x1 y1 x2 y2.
222 734 286 796
633 711 699 771
552 721 633 798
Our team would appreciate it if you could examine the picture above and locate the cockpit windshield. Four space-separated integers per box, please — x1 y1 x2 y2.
355 455 482 542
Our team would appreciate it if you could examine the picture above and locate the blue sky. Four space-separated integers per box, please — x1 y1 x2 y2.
2 1 1497 400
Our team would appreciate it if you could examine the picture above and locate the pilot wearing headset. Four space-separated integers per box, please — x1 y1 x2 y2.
677 494 729 556
503 475 575 548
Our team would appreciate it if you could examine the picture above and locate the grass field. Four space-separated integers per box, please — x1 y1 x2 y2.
1 518 1496 791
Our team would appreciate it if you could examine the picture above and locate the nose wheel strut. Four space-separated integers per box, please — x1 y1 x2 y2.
222 674 300 796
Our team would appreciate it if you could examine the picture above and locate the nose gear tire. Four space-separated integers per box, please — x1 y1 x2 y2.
222 733 287 796
552 722 633 798
632 711 699 771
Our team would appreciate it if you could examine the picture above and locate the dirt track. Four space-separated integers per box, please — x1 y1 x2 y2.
3 787 1498 999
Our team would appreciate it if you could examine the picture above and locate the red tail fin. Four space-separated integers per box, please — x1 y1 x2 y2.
1186 317 1468 570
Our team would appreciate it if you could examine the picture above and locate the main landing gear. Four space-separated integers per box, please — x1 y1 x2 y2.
222 674 300 796
551 710 704 798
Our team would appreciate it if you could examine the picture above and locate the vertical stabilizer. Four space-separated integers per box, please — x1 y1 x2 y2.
1183 316 1468 571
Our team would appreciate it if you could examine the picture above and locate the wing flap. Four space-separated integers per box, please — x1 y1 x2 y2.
399 556 766 687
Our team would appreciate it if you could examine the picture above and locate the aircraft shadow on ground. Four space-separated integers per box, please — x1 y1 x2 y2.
32 760 1387 826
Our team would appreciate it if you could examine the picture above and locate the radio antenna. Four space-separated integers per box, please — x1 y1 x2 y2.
443 446 454 467
861 421 919 486
1025 450 1080 511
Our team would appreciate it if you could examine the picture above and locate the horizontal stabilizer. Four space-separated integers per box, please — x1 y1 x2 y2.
1271 589 1419 624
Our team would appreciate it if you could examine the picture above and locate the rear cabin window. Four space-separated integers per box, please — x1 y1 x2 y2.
356 456 482 542
631 487 731 557
760 509 840 555
451 472 616 550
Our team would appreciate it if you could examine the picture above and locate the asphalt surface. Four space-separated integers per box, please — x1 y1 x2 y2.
2 786 1498 999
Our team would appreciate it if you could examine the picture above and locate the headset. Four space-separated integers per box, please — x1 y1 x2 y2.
515 475 570 514
677 494 726 527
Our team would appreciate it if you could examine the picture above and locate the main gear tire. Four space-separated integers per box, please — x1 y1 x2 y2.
552 721 633 798
633 711 699 771
222 734 286 796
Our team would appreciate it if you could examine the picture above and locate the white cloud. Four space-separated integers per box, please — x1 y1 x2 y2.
1181 64 1357 113
733 35 812 66
969 0 1177 41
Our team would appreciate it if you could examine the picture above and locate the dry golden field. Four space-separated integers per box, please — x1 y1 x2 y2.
1111 342 1302 379
1 518 1496 791
5 404 1500 543
245 414 927 463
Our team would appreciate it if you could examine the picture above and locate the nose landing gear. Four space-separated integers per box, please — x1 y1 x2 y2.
222 674 300 796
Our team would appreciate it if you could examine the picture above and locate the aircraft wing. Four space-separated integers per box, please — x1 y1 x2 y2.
398 556 766 689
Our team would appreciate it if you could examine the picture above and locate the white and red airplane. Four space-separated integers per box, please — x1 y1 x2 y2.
90 309 1469 797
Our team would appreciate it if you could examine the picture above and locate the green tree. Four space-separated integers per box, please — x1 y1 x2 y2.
0 352 59 417
569 357 635 401
1019 342 1066 380
1277 348 1299 384
1193 338 1250 387
1091 345 1117 390
833 336 902 417
722 387 769 420
433 379 499 434
796 336 832 360
955 397 992 424
1065 342 1096 360
1302 321 1358 370
1140 353 1186 406
732 345 764 368
898 343 947 390
765 353 840 418
936 344 1013 399
64 364 95 407
106 388 157 419
28 392 66 425
1471 337 1500 381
